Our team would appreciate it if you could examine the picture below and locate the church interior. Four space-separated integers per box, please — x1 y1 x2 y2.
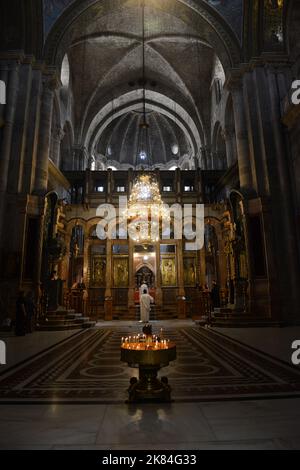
1 0 300 451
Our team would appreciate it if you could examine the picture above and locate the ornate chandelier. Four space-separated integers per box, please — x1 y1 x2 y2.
126 173 170 243
125 1 169 243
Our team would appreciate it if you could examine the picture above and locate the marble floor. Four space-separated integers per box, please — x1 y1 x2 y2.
0 322 300 450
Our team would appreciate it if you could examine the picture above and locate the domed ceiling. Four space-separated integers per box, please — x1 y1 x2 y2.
97 109 191 167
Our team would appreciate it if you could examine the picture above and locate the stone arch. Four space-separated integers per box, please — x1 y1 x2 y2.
85 90 203 160
66 218 88 237
136 262 155 274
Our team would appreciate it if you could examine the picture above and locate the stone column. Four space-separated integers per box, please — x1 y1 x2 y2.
222 127 236 168
72 145 88 171
232 64 300 321
199 147 207 169
107 169 112 204
51 126 65 167
34 199 47 312
0 60 20 243
231 85 253 192
264 66 300 319
34 73 57 194
23 66 43 194
7 61 33 194
104 239 113 320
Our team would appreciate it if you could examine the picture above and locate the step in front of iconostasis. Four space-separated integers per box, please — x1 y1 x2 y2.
210 308 281 327
36 308 96 331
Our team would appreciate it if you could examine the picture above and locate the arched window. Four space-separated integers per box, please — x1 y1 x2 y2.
61 54 70 88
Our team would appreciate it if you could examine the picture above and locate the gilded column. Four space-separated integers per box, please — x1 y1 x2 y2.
176 239 186 319
155 242 162 307
128 239 135 316
83 233 89 287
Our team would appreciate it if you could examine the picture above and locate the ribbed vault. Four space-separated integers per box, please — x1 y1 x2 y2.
43 0 242 169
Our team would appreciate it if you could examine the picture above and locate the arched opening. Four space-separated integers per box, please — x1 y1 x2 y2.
61 54 70 89
135 266 155 289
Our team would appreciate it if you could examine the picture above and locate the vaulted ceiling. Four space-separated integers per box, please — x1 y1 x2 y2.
44 0 242 167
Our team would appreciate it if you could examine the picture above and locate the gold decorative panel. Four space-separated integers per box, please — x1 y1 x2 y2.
161 257 176 287
91 257 106 287
183 258 196 287
113 257 129 287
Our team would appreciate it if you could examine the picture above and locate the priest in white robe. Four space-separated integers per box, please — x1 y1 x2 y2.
140 289 154 322
139 282 149 299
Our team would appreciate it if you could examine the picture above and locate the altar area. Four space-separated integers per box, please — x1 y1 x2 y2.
63 236 202 321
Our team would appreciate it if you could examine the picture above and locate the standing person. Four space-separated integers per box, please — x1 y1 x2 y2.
50 270 58 281
139 281 149 299
82 288 88 316
15 291 27 336
211 280 220 309
25 291 37 333
140 289 154 323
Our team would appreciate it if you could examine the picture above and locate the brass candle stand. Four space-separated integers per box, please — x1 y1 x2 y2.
120 329 176 403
